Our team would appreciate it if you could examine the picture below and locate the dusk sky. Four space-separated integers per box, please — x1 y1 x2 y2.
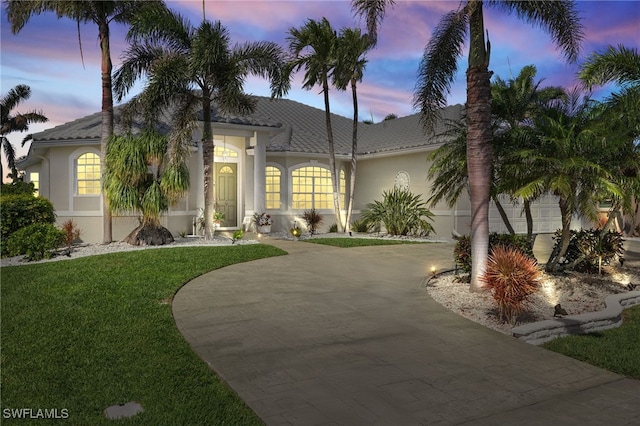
1 0 639 176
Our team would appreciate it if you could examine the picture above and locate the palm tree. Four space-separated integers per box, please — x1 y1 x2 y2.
286 18 344 232
514 90 621 272
333 27 372 232
491 65 565 244
114 8 289 239
6 0 167 243
354 0 583 291
428 66 565 245
579 45 640 236
102 129 185 245
1 84 48 182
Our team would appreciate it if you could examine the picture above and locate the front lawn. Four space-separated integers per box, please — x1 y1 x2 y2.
542 304 640 379
1 245 285 424
303 237 429 248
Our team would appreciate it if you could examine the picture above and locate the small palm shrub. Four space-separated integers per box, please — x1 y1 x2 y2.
554 228 624 273
302 208 323 234
328 223 338 233
481 246 540 324
6 223 65 261
350 218 372 233
454 233 534 274
360 188 435 236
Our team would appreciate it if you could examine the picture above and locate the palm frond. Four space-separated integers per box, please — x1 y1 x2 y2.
413 7 468 132
350 0 395 45
491 0 584 63
579 44 640 88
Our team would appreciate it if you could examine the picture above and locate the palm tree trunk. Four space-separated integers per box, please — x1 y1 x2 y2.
322 75 343 232
99 18 113 244
345 79 359 233
492 195 514 234
201 90 215 240
546 197 572 272
524 199 534 248
467 1 493 292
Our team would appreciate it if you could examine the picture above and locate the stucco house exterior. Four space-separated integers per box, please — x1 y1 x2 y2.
17 97 563 244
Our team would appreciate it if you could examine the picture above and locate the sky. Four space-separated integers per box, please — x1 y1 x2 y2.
1 0 639 178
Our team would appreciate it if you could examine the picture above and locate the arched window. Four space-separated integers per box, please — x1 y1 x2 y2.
266 166 281 209
76 153 101 195
292 166 335 210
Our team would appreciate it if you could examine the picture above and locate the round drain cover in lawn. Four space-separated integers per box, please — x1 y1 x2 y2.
104 401 143 420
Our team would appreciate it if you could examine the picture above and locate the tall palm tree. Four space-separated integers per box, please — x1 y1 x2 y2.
354 0 583 291
6 0 166 243
114 8 288 239
286 18 344 232
333 27 372 232
1 84 48 182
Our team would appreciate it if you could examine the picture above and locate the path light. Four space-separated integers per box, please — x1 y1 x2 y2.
431 266 437 276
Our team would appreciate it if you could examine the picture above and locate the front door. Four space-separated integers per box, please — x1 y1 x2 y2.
215 163 238 227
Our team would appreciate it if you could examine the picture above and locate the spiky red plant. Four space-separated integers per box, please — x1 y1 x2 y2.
481 245 540 324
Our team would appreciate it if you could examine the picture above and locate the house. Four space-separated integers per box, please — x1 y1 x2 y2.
17 97 564 243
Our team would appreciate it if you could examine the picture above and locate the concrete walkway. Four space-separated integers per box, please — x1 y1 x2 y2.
173 238 640 425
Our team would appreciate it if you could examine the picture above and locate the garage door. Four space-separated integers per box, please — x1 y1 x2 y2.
489 194 562 234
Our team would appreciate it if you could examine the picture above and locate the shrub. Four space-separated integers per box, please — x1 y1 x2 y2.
302 208 323 234
328 223 338 233
350 218 372 233
481 246 540 324
454 233 534 274
61 219 82 249
360 188 435 236
6 223 65 261
1 194 56 255
554 228 624 273
0 181 36 196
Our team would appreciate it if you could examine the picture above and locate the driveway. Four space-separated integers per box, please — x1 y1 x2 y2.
173 239 640 425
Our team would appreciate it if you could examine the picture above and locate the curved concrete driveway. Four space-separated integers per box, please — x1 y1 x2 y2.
173 239 640 425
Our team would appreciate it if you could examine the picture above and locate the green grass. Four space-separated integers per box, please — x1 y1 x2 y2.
542 305 640 379
1 245 286 425
303 237 429 248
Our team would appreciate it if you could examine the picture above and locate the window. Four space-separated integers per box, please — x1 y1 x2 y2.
214 146 238 159
76 153 101 195
292 166 336 210
29 172 39 196
266 166 281 209
340 169 346 207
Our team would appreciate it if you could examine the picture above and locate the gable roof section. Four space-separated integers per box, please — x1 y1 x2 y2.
27 96 463 157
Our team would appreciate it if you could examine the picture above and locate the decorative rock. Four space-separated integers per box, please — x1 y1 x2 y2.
513 291 640 345
104 401 144 420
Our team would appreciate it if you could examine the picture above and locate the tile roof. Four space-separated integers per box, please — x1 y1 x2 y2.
30 96 463 157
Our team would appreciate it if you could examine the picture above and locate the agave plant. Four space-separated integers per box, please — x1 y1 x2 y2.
360 188 435 236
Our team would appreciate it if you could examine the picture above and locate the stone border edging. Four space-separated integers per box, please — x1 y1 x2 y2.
512 291 640 345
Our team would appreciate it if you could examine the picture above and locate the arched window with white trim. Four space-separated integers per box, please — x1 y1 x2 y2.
75 152 101 195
